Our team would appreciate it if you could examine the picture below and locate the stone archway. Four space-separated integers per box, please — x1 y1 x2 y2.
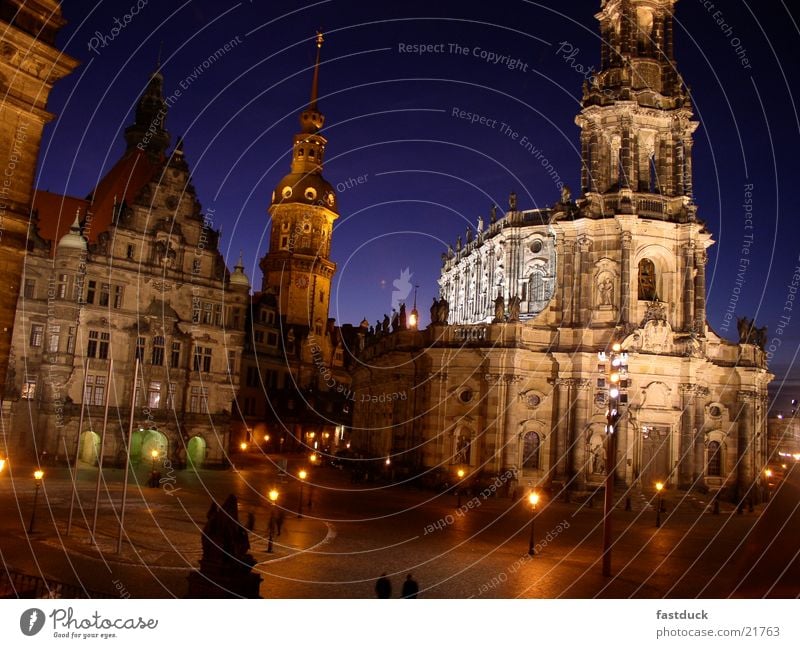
187 436 206 469
140 429 168 464
79 431 101 465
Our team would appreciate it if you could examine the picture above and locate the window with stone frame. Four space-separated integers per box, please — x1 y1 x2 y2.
98 332 110 359
21 379 36 400
522 431 541 470
86 280 96 304
113 285 124 309
170 342 181 368
99 283 110 307
66 326 76 354
57 274 69 299
151 336 165 366
47 325 60 353
135 336 145 362
189 386 209 414
86 330 99 357
30 324 44 347
707 441 723 477
23 278 36 299
148 381 162 409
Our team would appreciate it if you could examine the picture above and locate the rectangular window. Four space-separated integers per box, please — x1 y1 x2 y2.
87 330 99 357
214 304 223 327
99 283 110 307
30 324 44 348
167 382 177 409
126 244 135 260
47 325 60 353
266 310 275 325
151 336 165 366
57 274 68 299
148 381 161 409
21 379 36 400
254 330 264 344
66 326 76 354
192 298 201 324
203 348 212 373
189 386 209 414
113 286 124 309
86 280 96 304
170 342 181 368
232 308 241 329
267 332 278 347
203 302 213 325
98 332 110 360
227 350 236 375
246 366 258 388
85 374 107 407
23 278 35 299
135 336 145 362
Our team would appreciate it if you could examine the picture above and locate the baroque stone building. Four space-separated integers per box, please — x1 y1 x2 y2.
232 33 353 454
5 68 248 467
0 1 77 403
352 0 772 496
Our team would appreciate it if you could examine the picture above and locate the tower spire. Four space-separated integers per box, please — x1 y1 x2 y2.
309 30 324 110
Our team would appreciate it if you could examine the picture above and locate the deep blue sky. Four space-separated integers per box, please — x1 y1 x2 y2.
41 1 800 401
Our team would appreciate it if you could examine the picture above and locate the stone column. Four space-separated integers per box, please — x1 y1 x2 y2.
683 136 694 199
563 241 576 325
578 237 592 326
621 231 632 325
572 379 592 490
502 373 522 471
693 387 709 486
552 378 572 480
678 384 696 489
486 372 506 474
620 118 633 189
683 242 695 330
694 249 707 333
736 390 756 497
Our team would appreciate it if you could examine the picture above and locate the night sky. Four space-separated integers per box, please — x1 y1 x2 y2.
39 1 800 404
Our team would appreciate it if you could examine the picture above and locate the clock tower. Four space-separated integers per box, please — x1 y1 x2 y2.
260 32 338 334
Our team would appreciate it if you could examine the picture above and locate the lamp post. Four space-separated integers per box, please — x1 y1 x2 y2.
655 481 664 527
267 488 279 553
764 468 773 501
456 468 465 508
297 469 307 518
28 470 44 534
528 490 540 556
597 342 629 577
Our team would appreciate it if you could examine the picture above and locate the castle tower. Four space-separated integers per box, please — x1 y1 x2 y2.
260 32 338 334
0 1 78 399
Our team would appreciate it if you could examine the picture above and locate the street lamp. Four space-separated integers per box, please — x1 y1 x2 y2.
28 470 44 534
764 468 773 501
310 452 318 465
528 490 540 556
655 481 664 527
267 488 279 553
456 468 466 508
150 448 159 472
240 442 248 452
597 341 629 576
297 469 307 518
0 457 6 474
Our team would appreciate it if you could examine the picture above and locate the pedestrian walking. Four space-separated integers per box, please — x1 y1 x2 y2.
401 574 419 599
275 508 285 536
375 573 392 599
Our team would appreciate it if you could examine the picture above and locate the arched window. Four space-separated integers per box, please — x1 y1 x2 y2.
298 148 304 157
522 432 541 470
638 258 658 301
707 441 722 477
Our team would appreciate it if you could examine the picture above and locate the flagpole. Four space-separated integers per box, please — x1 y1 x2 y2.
117 358 140 554
90 357 113 545
66 358 89 536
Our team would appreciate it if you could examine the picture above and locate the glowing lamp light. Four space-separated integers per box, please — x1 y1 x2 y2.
34 469 44 481
385 457 391 466
310 453 318 463
0 458 6 473
528 491 540 507
655 481 664 492
612 343 621 352
609 387 620 399
264 434 270 442
298 469 307 480
457 468 465 479
408 311 418 328
764 469 773 479
268 489 279 503
240 442 248 451
150 449 159 459
794 453 800 461
610 373 620 383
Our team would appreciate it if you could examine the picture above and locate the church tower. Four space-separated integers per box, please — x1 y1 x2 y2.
260 33 338 335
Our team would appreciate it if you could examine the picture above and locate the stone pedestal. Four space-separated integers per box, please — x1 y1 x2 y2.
186 559 262 599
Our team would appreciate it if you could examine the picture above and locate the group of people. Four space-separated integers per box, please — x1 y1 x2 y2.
375 573 419 598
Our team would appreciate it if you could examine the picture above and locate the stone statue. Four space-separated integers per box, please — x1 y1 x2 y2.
508 295 521 322
391 309 399 332
399 303 407 330
430 298 440 325
382 314 390 334
494 294 505 323
754 326 768 349
561 185 572 204
598 276 614 306
447 244 454 258
456 236 462 252
638 258 658 301
437 297 450 325
490 204 498 224
509 192 517 211
368 325 375 337
737 316 752 344
466 227 473 244
376 320 382 336
476 215 484 233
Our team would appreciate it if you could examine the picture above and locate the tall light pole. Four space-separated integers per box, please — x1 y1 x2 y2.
597 342 629 577
28 470 44 534
456 468 465 508
297 469 307 518
655 481 664 527
267 488 279 553
528 490 540 556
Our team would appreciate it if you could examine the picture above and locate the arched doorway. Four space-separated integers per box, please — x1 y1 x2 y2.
187 436 206 469
79 431 101 465
140 429 168 464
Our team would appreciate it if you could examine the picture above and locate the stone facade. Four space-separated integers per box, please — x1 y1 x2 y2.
0 1 77 400
351 0 773 497
4 69 247 467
